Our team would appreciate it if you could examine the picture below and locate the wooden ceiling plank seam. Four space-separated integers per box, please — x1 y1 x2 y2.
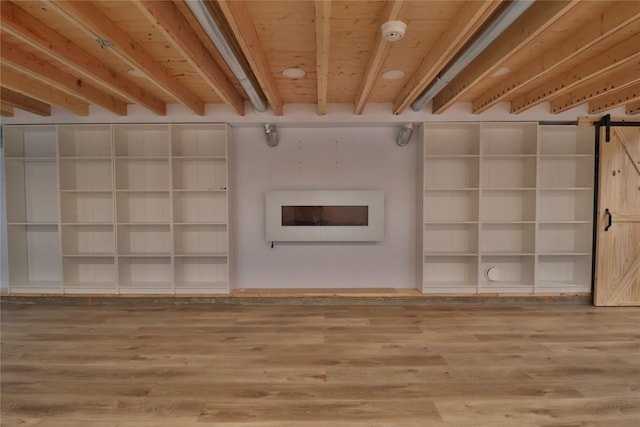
473 2 640 114
353 0 406 115
432 0 580 114
550 59 640 114
589 81 640 114
511 31 640 114
315 0 331 116
217 0 284 116
392 0 502 115
1 86 52 117
0 1 166 116
627 99 640 115
0 102 15 117
0 66 89 116
1 41 127 116
45 0 205 115
133 0 244 116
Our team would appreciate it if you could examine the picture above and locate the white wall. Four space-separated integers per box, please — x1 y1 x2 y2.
233 126 418 289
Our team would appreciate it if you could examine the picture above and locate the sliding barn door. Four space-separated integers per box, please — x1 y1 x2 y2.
594 126 640 306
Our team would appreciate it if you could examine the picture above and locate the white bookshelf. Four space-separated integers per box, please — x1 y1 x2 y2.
114 124 172 293
421 123 594 294
4 126 61 293
537 126 594 292
58 125 115 293
3 123 233 295
421 123 480 293
171 124 231 294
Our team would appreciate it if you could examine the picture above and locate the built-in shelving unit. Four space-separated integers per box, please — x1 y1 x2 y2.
420 123 594 294
171 124 230 294
4 126 61 293
536 125 594 293
3 123 233 295
421 123 480 293
58 125 115 293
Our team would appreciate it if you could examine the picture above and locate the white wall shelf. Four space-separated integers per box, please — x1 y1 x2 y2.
420 122 595 294
3 123 233 295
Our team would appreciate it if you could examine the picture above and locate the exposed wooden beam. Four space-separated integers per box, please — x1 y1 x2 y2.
1 41 127 116
133 0 244 115
393 0 501 115
589 81 640 114
1 87 51 116
1 102 14 117
353 0 406 115
627 99 640 115
315 0 331 116
432 1 579 114
217 0 283 116
0 1 165 116
474 3 640 114
550 60 640 113
511 31 640 114
0 66 89 116
46 0 204 115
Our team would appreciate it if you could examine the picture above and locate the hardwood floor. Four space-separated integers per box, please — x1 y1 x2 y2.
2 302 640 426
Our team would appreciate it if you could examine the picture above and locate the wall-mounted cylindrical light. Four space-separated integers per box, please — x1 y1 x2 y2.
264 123 279 147
396 123 415 146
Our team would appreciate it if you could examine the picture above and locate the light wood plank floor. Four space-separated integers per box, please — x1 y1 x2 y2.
2 303 640 426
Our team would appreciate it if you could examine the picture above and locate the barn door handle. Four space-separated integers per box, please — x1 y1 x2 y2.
605 208 612 231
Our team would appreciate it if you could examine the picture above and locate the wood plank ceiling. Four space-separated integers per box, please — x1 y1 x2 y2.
1 0 639 118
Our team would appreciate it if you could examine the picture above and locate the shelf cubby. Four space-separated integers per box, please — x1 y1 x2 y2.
174 256 228 293
539 126 594 156
423 256 478 292
62 257 116 293
480 223 535 254
482 157 536 189
58 125 112 157
116 191 170 224
424 190 478 223
480 255 535 291
3 125 57 158
61 192 114 224
539 156 593 189
536 255 591 291
538 189 593 222
481 189 536 222
173 191 227 224
423 223 477 255
481 123 537 156
114 125 169 157
5 158 59 224
115 158 170 190
538 223 592 254
61 225 114 256
424 157 478 189
423 123 480 156
7 225 61 290
172 158 227 190
117 257 172 292
174 224 228 255
59 159 113 191
117 224 171 256
171 124 227 157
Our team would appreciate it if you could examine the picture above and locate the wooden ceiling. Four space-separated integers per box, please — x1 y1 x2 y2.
1 0 639 118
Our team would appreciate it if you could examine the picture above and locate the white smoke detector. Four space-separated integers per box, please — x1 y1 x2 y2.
381 21 407 42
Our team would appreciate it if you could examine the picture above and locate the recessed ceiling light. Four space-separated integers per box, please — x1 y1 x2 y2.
127 68 145 78
491 67 510 77
282 68 306 79
382 70 405 80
